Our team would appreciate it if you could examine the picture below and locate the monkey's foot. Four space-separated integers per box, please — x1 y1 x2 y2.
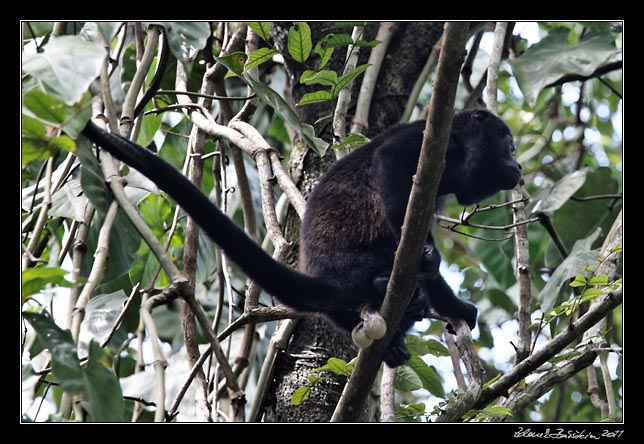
351 305 387 349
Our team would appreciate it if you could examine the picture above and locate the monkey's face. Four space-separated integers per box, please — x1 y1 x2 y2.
445 109 522 205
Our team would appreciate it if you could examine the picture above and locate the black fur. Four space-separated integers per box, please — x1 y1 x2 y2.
81 109 521 367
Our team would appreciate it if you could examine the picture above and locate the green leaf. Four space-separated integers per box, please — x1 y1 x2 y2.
23 312 85 395
82 341 125 422
308 375 322 385
248 22 271 42
538 228 602 312
405 335 450 357
216 51 248 77
531 170 587 214
158 22 211 64
588 275 609 286
298 90 333 106
313 357 351 376
355 39 382 48
22 115 57 165
290 386 311 406
22 36 105 105
395 365 423 391
331 133 369 152
482 405 514 418
314 42 335 70
22 267 82 300
609 243 622 254
551 167 621 252
332 64 370 97
569 274 588 287
75 135 112 215
407 355 445 398
482 373 502 389
246 48 278 71
22 89 67 124
300 69 338 86
580 287 603 301
288 22 312 62
320 33 354 47
136 113 161 148
241 72 328 155
506 29 620 106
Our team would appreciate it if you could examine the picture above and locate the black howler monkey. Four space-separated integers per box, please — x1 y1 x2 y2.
81 109 522 367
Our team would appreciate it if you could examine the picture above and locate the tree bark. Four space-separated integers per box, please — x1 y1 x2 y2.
262 21 445 422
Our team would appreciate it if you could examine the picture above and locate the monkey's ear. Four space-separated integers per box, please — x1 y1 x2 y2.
472 109 490 122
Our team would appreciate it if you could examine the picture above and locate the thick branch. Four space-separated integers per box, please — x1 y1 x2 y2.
500 350 597 418
330 22 471 422
473 287 622 411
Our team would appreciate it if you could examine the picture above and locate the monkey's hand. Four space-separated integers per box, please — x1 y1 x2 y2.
417 244 442 281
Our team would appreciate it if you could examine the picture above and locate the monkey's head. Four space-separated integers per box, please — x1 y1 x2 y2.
442 109 522 205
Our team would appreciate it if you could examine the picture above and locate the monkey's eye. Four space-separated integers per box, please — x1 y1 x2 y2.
508 138 517 155
472 109 490 122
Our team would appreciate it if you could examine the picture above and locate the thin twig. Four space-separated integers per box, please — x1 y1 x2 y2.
486 22 507 114
100 283 140 348
380 365 397 422
121 25 160 135
249 319 299 422
22 157 54 270
334 25 364 159
445 332 467 392
402 35 441 123
352 22 398 133
156 89 256 101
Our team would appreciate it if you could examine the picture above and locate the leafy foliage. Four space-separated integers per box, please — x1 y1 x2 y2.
21 21 622 423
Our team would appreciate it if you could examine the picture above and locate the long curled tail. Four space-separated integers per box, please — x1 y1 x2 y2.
81 121 338 312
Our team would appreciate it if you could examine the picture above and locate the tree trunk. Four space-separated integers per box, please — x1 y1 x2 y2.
262 21 446 422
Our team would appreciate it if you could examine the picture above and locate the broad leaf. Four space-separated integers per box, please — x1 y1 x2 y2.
242 73 329 156
331 133 369 152
157 22 211 64
332 64 370 97
314 42 335 70
216 51 248 77
23 312 85 395
248 22 271 42
506 29 620 106
407 355 445 398
288 22 312 62
75 135 112 215
482 405 514 418
313 357 351 376
246 48 278 71
300 70 338 86
395 365 423 391
290 386 311 406
538 228 601 312
81 341 125 422
22 36 105 105
298 90 333 106
405 335 450 357
531 170 587 214
22 267 81 301
320 33 354 47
